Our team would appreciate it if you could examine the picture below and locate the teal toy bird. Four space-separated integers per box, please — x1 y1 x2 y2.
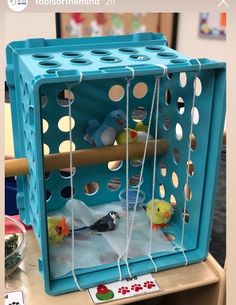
86 110 126 147
146 199 173 230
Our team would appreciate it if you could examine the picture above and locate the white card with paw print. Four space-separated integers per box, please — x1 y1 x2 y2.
89 274 162 303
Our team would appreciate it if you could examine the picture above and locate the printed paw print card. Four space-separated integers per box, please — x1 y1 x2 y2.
89 274 162 303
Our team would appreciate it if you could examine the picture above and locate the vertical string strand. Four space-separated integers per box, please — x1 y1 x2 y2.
67 72 83 290
124 75 159 263
148 76 161 272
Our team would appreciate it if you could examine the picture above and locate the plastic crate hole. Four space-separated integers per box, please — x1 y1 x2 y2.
57 90 74 107
164 89 171 105
157 52 177 59
39 61 61 68
130 159 142 168
159 184 165 198
163 114 170 130
173 148 180 164
108 85 125 102
108 160 123 171
29 106 34 127
179 72 187 88
46 69 63 74
118 47 138 54
107 177 121 191
190 133 197 151
129 54 150 61
45 171 51 180
20 74 24 94
45 190 51 202
60 167 76 179
194 77 202 96
130 174 143 188
184 184 192 201
61 186 75 198
133 82 148 99
182 208 190 223
170 194 177 209
100 56 121 63
32 53 53 60
58 116 75 132
84 182 99 196
160 163 167 176
171 59 188 64
177 97 185 114
145 46 165 52
171 172 179 188
42 119 49 133
59 140 75 153
186 160 194 176
71 58 91 65
175 123 183 140
62 51 82 57
191 107 200 125
43 144 50 155
164 232 176 241
91 49 111 55
167 73 173 80
40 93 48 108
132 106 147 122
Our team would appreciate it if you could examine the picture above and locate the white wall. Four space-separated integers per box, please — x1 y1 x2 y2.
4 13 56 45
177 13 226 61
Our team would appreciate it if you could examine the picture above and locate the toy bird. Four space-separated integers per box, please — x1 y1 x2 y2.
116 128 138 145
135 122 148 133
47 216 69 245
85 110 126 147
48 211 120 245
146 199 173 230
89 211 120 232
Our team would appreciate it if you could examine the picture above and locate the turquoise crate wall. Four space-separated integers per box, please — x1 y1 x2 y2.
6 32 226 295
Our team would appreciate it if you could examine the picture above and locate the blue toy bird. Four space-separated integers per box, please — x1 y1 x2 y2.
85 110 126 147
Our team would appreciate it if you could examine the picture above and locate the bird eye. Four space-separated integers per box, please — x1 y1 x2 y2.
157 208 160 212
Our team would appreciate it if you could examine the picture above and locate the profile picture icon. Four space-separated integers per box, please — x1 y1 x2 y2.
8 0 28 12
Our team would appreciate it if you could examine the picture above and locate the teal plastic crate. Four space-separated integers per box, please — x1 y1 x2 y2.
6 32 226 295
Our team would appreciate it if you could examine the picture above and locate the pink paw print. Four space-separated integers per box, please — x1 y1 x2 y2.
131 283 143 292
143 280 156 289
118 286 130 295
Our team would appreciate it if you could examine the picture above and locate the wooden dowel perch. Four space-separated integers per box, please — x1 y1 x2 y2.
5 139 168 178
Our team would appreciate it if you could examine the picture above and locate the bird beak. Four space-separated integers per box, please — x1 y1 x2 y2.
164 211 171 218
130 131 137 138
116 118 124 126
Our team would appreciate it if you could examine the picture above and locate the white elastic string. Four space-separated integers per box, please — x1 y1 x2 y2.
124 74 159 267
147 75 161 272
67 72 83 290
180 59 201 265
116 67 134 280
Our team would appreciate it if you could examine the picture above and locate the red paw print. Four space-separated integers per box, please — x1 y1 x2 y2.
118 286 130 295
143 280 156 289
131 283 143 292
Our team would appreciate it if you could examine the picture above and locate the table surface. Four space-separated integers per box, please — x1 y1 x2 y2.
5 230 222 305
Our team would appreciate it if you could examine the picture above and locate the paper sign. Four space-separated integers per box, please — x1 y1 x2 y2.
89 274 162 303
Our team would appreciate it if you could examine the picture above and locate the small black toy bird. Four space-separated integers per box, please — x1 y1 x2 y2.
90 211 120 232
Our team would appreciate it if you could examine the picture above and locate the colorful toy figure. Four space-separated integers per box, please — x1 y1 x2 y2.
86 110 126 147
48 211 120 245
146 199 173 230
116 128 138 145
47 216 69 245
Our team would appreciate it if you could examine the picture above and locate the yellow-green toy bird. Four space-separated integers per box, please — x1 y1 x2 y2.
116 128 138 145
146 199 173 230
